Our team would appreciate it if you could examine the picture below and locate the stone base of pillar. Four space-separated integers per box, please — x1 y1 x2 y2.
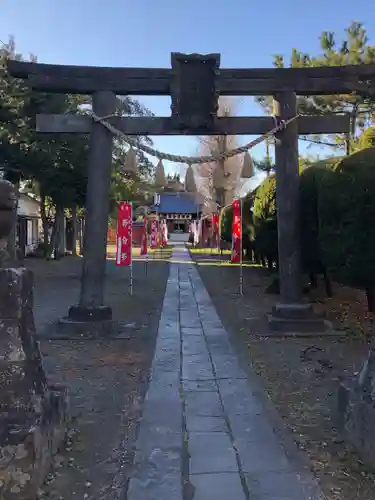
267 302 331 335
55 305 117 338
338 352 375 469
68 304 112 321
58 317 117 338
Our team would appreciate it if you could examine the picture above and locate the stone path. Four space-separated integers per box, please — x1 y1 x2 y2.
128 246 324 500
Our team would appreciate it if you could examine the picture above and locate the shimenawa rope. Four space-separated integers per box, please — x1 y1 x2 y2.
90 112 300 165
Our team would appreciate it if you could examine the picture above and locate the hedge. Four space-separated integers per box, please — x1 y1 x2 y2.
216 144 375 310
252 176 278 266
318 147 375 311
219 203 233 243
300 157 342 276
357 126 375 149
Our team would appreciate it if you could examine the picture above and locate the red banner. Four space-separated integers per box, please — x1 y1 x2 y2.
116 202 132 266
150 219 158 249
141 216 148 255
231 199 241 263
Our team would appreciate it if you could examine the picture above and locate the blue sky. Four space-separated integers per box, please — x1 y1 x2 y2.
1 0 373 182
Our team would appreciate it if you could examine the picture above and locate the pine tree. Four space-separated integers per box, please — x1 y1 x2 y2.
257 22 375 152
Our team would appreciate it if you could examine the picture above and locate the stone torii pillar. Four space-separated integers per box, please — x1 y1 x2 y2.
274 92 301 303
268 91 327 333
68 91 117 324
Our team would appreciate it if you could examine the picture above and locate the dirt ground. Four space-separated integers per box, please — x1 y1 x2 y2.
25 249 171 499
190 250 375 500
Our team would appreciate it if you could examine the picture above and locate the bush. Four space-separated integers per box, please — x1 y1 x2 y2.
252 176 278 266
357 126 375 149
318 147 375 311
241 194 255 259
219 204 233 242
300 157 341 277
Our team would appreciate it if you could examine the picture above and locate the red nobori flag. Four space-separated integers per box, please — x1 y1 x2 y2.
150 219 158 249
231 199 241 263
116 202 132 266
141 215 148 255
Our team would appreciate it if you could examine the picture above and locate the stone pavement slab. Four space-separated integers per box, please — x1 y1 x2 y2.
184 390 223 417
188 431 239 474
128 246 324 500
190 472 245 500
182 379 217 392
186 415 228 433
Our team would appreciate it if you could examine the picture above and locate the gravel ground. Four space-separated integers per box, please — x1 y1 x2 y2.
25 251 171 499
190 250 375 500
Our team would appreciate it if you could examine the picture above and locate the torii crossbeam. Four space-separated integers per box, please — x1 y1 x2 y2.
8 53 373 331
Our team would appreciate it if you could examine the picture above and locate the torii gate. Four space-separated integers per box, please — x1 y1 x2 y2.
8 54 374 330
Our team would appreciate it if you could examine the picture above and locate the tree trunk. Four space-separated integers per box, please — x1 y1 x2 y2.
323 270 333 298
40 190 50 257
47 219 58 260
79 216 85 255
71 205 78 256
6 179 20 261
366 288 375 313
54 205 65 260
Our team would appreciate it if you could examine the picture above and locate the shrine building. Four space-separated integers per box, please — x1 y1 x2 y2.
150 192 201 233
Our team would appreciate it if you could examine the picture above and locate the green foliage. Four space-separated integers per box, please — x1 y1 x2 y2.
254 157 275 177
300 157 342 274
318 147 375 293
219 204 233 242
357 126 375 149
0 36 154 218
242 194 254 239
252 176 278 261
1 39 89 207
257 21 375 150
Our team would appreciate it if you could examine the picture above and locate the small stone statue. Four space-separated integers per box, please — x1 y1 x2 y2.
0 180 17 267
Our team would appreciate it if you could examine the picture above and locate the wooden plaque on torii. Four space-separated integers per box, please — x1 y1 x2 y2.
170 53 220 133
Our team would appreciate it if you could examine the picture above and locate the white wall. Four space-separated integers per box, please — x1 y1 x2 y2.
17 194 40 217
17 194 42 254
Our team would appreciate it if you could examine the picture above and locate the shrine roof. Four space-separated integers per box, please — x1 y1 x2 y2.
151 192 200 214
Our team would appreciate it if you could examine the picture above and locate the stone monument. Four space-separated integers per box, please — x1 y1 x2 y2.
339 340 375 469
0 180 69 499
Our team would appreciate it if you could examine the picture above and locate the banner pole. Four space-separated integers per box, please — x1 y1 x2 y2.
239 198 243 296
130 202 133 296
145 227 148 277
